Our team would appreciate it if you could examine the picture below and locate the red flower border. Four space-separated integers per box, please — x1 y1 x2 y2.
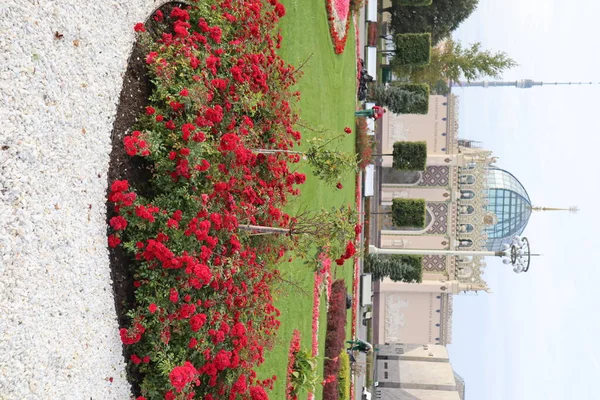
325 0 352 54
286 329 302 400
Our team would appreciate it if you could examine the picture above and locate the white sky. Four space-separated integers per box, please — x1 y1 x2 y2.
447 1 600 399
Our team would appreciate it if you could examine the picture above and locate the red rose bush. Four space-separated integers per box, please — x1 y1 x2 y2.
108 1 312 398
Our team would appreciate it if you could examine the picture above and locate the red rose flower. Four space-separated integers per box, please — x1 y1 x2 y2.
134 23 145 32
109 216 127 231
169 288 179 303
169 361 197 393
145 106 155 115
344 126 352 134
336 182 343 189
148 303 157 314
130 354 142 365
108 234 120 248
189 313 207 332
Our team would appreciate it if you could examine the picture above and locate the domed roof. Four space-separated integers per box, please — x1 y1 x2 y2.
484 168 532 251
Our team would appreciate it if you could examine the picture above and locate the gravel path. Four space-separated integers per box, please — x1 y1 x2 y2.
0 1 166 398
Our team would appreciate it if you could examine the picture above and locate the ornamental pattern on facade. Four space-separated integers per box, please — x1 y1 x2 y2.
418 166 450 186
426 203 449 234
422 255 447 272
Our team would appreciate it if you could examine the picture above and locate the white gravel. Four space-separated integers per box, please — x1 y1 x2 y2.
0 1 169 398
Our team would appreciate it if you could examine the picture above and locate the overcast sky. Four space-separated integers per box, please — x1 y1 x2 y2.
447 1 600 399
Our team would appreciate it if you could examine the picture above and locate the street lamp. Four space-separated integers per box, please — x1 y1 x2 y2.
368 236 533 274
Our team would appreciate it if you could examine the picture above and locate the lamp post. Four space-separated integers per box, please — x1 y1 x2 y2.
369 236 533 274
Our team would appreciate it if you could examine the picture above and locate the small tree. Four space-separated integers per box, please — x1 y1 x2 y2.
366 254 423 282
392 198 426 227
369 84 429 115
393 141 427 170
239 206 359 269
254 135 358 187
395 39 518 89
393 33 432 67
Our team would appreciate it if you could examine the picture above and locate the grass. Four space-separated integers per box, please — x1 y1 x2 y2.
255 1 357 399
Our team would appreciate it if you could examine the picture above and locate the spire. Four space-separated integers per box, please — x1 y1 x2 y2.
451 79 599 89
530 205 579 213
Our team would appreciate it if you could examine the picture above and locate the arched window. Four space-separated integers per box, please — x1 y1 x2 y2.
460 190 475 199
459 205 475 215
459 174 475 184
459 239 473 248
459 224 474 233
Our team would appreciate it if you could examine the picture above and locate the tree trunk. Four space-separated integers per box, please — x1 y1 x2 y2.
238 224 291 234
252 149 304 155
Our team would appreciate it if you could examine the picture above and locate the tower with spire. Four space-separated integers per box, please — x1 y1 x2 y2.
452 79 597 89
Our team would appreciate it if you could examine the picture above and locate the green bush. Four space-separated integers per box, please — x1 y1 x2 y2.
392 141 427 170
338 351 351 400
396 0 432 5
393 33 431 67
368 84 429 115
390 83 430 114
391 198 426 227
366 254 423 282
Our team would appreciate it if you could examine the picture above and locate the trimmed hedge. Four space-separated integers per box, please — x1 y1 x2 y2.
323 280 348 400
396 0 432 4
393 33 431 67
366 254 423 282
392 141 427 170
338 351 351 400
391 198 426 228
390 83 430 114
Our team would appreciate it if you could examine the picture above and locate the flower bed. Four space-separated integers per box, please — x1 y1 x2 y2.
322 279 348 400
108 2 308 399
325 0 352 54
286 330 302 400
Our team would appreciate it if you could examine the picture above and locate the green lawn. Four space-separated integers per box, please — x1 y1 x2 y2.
255 1 357 399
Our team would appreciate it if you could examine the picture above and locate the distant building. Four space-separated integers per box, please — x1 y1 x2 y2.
373 94 536 346
374 343 465 400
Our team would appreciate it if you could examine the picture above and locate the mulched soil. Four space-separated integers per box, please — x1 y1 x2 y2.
104 3 184 395
105 34 153 396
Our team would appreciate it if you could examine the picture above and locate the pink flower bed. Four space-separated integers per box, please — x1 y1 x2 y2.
286 330 302 400
325 0 352 54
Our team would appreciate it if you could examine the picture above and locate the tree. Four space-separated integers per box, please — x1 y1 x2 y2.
384 0 479 45
368 84 428 115
394 38 517 90
366 254 423 283
253 135 357 187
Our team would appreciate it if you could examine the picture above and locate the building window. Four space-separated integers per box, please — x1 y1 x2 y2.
460 190 475 199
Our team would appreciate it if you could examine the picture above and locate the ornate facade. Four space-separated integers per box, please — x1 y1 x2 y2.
373 95 532 346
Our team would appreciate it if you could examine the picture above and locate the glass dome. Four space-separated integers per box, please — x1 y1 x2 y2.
484 168 532 251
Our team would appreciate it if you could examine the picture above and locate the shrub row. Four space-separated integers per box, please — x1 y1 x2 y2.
355 117 375 169
391 83 430 114
392 141 427 171
391 198 426 228
322 279 348 400
337 351 351 400
393 33 431 67
366 254 423 283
